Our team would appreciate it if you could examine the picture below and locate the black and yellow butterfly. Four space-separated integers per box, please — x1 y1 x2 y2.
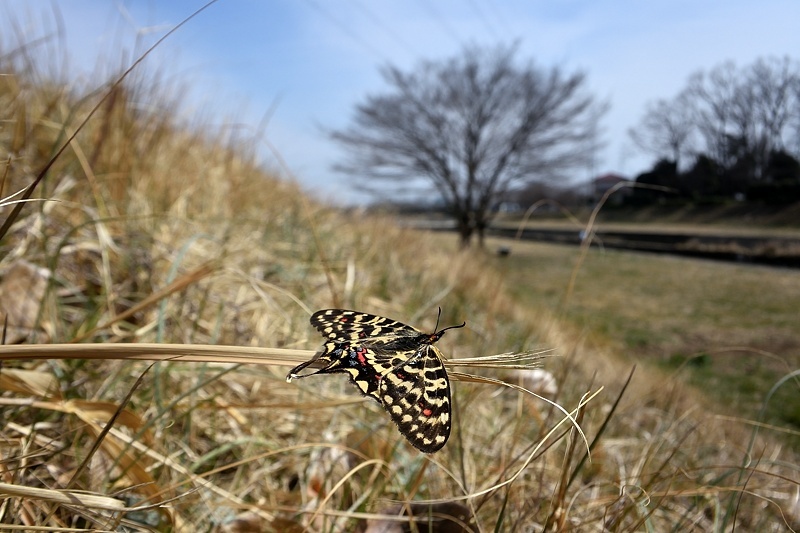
287 309 465 453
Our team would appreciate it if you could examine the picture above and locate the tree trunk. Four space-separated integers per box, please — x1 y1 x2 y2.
475 216 488 248
457 221 473 248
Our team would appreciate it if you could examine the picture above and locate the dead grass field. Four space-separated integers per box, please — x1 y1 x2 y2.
1 17 799 532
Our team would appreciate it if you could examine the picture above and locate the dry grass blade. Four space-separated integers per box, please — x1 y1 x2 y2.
564 181 672 306
450 370 596 455
0 367 61 397
0 1 221 246
62 363 155 499
0 482 126 511
447 349 553 369
99 426 277 523
414 387 603 506
0 345 551 379
70 262 217 343
567 365 636 488
0 343 314 367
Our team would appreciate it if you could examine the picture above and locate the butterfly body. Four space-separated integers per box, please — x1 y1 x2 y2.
287 309 464 453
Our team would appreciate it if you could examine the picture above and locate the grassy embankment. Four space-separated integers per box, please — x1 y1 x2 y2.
486 235 800 438
1 27 798 531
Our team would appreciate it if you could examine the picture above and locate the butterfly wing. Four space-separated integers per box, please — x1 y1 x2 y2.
310 309 421 343
288 310 419 381
376 344 451 453
308 342 452 453
290 309 453 453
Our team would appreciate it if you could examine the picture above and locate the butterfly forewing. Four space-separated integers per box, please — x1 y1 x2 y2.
310 309 421 343
289 309 460 453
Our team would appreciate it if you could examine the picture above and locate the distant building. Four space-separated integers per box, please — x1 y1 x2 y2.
589 173 631 205
496 201 522 213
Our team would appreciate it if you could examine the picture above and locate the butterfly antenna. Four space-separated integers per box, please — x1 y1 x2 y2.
440 321 467 333
433 307 466 334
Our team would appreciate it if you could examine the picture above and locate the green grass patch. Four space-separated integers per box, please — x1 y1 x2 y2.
490 237 800 435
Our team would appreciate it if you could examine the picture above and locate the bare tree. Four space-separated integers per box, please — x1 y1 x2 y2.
685 61 745 169
330 45 606 247
627 93 695 168
630 56 800 197
743 57 800 177
685 57 800 177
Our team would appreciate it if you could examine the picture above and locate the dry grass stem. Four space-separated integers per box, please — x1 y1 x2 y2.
0 343 313 367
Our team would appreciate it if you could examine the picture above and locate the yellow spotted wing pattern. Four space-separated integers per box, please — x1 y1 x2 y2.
287 309 465 453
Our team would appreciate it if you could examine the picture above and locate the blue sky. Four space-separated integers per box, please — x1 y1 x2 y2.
3 0 800 204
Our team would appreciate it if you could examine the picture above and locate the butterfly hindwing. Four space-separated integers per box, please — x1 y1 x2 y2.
288 309 463 453
376 344 451 453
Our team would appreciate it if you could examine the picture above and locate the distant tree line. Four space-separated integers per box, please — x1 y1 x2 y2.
628 56 800 206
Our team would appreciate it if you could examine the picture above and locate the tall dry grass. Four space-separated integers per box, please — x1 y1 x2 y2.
0 13 798 532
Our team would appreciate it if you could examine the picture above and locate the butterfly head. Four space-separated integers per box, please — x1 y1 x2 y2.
429 314 466 344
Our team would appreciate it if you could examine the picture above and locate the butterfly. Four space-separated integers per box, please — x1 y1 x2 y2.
287 309 465 453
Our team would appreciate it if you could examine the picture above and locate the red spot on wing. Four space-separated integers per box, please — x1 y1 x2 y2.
422 407 433 417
